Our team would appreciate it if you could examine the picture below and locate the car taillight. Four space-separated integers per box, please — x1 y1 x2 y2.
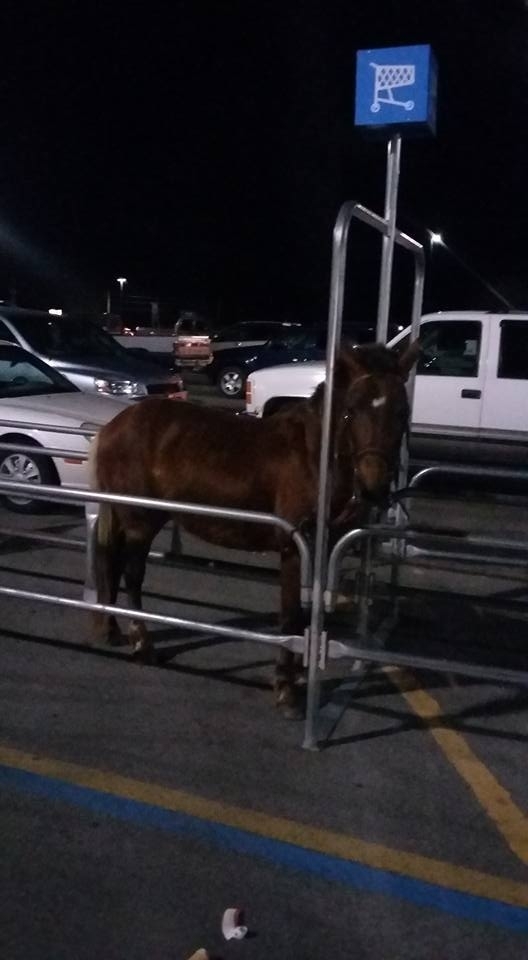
245 379 252 405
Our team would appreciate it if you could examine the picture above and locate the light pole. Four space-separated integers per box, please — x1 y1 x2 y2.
116 277 127 324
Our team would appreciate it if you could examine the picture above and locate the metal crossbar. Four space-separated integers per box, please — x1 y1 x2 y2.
1 420 528 747
0 476 312 612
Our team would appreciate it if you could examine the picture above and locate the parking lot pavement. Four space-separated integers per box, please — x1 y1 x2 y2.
1 465 528 959
185 371 245 411
2 633 528 959
1 494 528 957
5 755 527 960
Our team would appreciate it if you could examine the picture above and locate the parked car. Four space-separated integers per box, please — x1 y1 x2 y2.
113 323 176 365
0 306 187 399
205 327 325 398
211 320 302 352
0 342 133 511
173 312 213 369
245 311 528 471
206 322 391 398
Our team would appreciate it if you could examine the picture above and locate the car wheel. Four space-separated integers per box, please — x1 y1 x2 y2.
0 438 59 513
217 366 245 398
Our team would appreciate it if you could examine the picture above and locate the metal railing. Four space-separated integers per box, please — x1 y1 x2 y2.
0 478 313 661
2 426 528 748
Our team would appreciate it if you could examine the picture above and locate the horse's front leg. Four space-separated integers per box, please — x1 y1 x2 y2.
276 546 306 719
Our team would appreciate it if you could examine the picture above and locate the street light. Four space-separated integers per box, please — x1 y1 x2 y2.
428 230 444 247
116 277 127 323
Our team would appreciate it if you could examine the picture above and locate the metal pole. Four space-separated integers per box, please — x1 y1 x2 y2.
303 202 355 750
390 241 425 551
84 502 99 604
302 202 424 749
376 134 402 344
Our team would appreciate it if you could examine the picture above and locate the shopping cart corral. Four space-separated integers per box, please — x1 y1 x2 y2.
1 206 528 748
1 419 528 750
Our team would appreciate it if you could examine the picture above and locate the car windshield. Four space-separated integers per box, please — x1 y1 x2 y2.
0 347 77 398
13 315 130 360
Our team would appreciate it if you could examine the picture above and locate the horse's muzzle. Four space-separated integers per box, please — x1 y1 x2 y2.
354 452 391 503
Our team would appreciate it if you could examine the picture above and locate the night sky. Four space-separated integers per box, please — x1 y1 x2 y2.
1 0 527 327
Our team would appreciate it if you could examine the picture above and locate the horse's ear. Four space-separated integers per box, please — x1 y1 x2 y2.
397 339 421 381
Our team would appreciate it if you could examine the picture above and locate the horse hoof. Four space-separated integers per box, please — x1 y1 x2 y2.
93 632 126 648
107 632 127 647
278 701 304 721
275 687 304 720
132 646 158 665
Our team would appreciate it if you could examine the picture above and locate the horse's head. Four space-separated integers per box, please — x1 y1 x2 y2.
334 340 420 503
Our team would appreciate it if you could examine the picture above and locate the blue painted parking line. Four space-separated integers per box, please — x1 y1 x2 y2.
2 760 528 933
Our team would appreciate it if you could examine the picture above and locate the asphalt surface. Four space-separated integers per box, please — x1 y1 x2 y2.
1 381 528 959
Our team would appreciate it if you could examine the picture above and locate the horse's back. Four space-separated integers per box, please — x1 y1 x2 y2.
95 398 293 508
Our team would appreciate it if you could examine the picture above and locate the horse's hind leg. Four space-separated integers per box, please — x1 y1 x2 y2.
93 504 126 647
123 517 162 663
276 547 306 719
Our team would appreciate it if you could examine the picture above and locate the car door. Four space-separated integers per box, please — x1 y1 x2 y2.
263 331 320 366
479 317 528 466
406 318 488 463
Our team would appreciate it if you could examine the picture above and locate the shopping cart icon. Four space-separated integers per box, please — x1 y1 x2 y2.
370 62 415 113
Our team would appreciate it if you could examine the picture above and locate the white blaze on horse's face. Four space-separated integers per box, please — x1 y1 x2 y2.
371 395 387 409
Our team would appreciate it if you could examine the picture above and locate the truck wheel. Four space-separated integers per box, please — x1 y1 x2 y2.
218 366 245 398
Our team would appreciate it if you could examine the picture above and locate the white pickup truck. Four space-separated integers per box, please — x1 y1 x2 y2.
245 311 528 470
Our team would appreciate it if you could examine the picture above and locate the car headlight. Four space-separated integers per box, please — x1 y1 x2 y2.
94 378 146 396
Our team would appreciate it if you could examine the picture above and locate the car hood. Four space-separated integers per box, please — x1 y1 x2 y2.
249 360 325 381
0 391 131 428
48 356 172 383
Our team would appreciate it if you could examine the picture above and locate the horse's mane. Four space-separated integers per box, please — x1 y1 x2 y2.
309 341 399 409
344 342 400 374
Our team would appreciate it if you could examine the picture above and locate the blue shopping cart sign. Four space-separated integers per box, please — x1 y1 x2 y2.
355 44 437 135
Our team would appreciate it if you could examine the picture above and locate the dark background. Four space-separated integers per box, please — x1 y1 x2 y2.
1 0 527 327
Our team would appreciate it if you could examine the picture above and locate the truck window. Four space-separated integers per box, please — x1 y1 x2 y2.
498 321 528 379
417 320 481 377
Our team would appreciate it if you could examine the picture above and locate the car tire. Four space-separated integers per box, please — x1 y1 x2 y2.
217 366 245 399
0 436 59 513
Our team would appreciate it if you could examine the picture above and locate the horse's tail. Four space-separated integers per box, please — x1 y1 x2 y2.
88 430 100 492
89 429 121 607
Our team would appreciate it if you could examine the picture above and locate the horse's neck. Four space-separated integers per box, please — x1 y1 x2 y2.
301 390 349 473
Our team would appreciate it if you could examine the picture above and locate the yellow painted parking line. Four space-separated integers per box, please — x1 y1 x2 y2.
386 667 528 866
1 741 528 909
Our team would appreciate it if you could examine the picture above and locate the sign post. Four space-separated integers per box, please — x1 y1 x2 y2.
354 44 437 342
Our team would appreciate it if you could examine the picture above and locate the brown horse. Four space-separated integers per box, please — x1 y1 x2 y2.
91 341 419 716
